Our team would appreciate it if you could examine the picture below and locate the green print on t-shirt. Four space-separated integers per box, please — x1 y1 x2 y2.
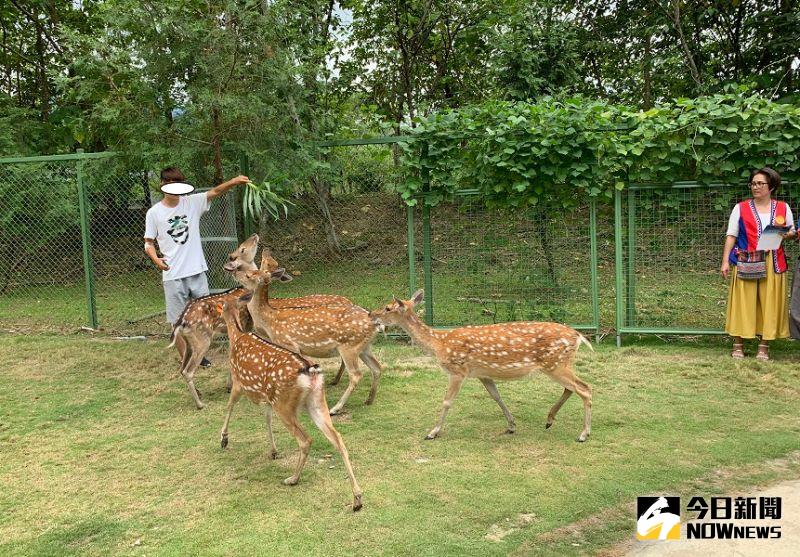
167 215 189 245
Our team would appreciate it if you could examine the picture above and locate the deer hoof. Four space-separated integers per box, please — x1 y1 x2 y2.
424 433 437 441
353 495 363 512
196 402 206 410
505 428 515 435
268 450 278 460
329 408 341 416
220 434 229 449
545 422 553 429
364 398 374 406
576 434 588 443
283 476 299 486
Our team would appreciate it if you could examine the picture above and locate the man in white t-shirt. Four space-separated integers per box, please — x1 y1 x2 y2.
144 167 249 363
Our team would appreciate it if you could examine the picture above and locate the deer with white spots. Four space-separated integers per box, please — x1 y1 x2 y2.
225 248 354 386
232 256 383 415
169 233 260 409
216 298 363 512
370 289 594 442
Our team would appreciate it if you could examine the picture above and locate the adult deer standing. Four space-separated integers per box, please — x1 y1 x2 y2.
233 259 383 415
370 290 594 442
225 248 353 386
217 299 363 512
170 233 260 408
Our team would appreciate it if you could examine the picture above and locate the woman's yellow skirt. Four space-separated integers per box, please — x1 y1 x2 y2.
725 252 789 340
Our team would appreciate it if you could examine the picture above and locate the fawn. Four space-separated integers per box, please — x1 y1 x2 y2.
217 298 363 512
370 289 594 442
233 263 383 415
169 233 259 409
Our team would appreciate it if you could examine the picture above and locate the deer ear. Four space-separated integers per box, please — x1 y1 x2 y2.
279 271 293 282
393 296 407 312
410 289 424 306
270 267 286 279
238 292 253 303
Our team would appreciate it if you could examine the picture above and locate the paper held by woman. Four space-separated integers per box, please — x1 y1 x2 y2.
756 225 791 251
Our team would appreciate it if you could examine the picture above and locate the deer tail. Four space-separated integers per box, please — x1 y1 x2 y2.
576 333 594 352
168 324 181 349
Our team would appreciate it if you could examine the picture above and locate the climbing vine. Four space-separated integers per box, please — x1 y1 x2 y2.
399 91 800 208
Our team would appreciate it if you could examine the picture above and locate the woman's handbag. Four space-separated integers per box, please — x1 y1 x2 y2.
736 249 767 280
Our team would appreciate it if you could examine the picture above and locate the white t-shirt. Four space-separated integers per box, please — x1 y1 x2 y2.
144 193 210 281
726 203 795 237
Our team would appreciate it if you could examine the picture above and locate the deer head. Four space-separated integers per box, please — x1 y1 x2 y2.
216 299 248 334
232 267 293 291
224 233 260 272
370 289 424 326
259 249 281 272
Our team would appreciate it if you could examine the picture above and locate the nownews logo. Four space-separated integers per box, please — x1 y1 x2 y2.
637 497 681 540
636 496 783 541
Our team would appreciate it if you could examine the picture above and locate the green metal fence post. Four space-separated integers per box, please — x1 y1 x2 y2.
238 152 253 241
589 197 600 339
614 187 624 347
76 149 98 329
421 142 434 325
626 187 637 327
407 204 416 297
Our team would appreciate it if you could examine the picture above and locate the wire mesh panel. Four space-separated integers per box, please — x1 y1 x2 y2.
86 160 241 336
258 143 411 312
618 183 799 333
0 160 85 332
426 192 598 329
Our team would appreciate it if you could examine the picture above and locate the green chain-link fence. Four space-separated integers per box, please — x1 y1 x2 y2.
614 181 798 344
2 143 797 343
0 151 240 335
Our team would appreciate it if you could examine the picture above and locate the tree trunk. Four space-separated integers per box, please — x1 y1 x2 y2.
531 207 557 284
141 170 151 208
642 33 653 109
670 1 703 88
311 174 341 254
211 106 223 184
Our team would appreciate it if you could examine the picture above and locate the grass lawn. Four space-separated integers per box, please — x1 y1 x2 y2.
1 333 799 556
0 264 735 336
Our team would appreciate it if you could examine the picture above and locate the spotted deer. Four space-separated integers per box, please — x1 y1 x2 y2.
233 264 383 415
169 233 260 409
226 249 353 386
216 298 363 512
370 289 594 442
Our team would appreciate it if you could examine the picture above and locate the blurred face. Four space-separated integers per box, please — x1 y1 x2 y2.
750 173 771 199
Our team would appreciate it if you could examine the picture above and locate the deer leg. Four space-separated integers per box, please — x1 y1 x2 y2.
273 404 312 486
359 347 383 406
426 373 465 440
225 370 233 393
329 350 362 415
306 385 363 512
479 378 516 434
546 364 592 442
220 383 243 449
264 405 278 460
173 331 187 363
181 335 211 410
545 388 573 430
328 359 346 386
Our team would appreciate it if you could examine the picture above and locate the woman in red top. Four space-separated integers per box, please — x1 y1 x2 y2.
720 168 794 361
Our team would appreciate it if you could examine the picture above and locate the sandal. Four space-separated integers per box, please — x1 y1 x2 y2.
756 344 770 361
731 343 745 359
